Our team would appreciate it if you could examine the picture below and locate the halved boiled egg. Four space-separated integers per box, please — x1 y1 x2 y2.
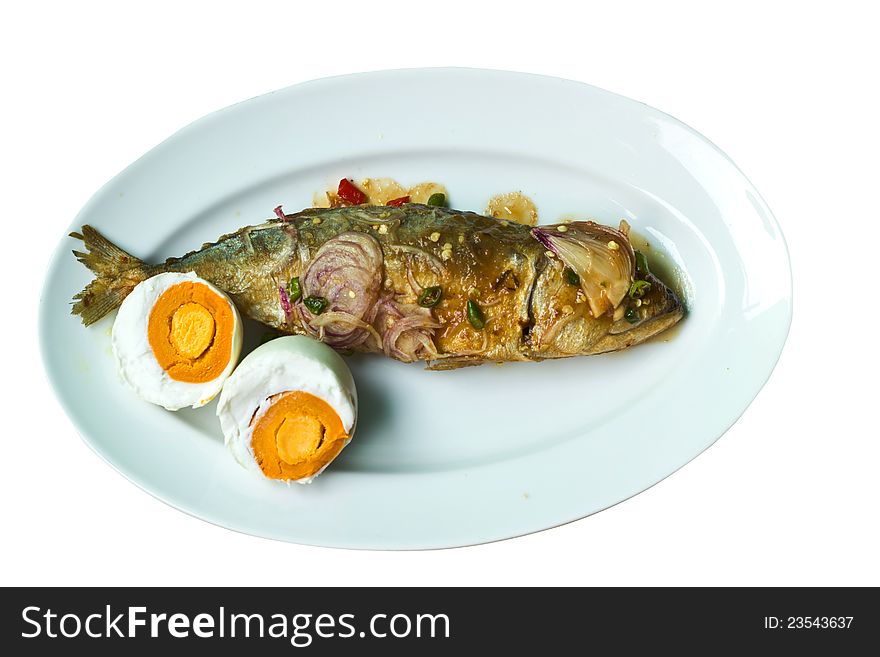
217 335 357 484
112 272 242 410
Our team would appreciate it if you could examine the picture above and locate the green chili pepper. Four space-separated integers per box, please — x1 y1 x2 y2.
427 193 447 207
564 267 580 286
635 251 650 274
628 280 651 299
304 296 328 315
288 276 302 302
624 307 640 324
418 285 443 308
467 299 485 330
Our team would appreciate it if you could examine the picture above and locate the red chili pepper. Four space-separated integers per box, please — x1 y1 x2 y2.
337 178 367 205
386 195 410 207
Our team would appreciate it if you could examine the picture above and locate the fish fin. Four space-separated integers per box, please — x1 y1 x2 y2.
70 225 151 326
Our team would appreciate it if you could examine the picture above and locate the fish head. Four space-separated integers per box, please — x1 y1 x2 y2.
607 269 683 337
530 221 684 355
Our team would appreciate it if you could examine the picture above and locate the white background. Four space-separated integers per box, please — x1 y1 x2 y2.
2 1 877 586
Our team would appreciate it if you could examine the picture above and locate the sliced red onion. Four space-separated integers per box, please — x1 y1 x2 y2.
374 298 441 362
405 260 423 295
532 222 634 317
278 285 292 318
412 331 439 359
300 232 383 347
306 310 383 347
274 205 285 221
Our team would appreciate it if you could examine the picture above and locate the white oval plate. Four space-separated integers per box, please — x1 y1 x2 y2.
39 69 791 549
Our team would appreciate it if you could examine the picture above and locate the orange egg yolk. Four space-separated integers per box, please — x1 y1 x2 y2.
250 391 349 481
148 282 234 383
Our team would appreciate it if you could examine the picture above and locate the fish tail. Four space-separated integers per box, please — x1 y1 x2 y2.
69 225 152 326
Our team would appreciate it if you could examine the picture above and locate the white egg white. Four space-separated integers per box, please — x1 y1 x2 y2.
216 335 357 484
112 271 243 411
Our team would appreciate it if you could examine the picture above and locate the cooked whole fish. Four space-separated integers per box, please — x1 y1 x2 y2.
71 204 684 368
